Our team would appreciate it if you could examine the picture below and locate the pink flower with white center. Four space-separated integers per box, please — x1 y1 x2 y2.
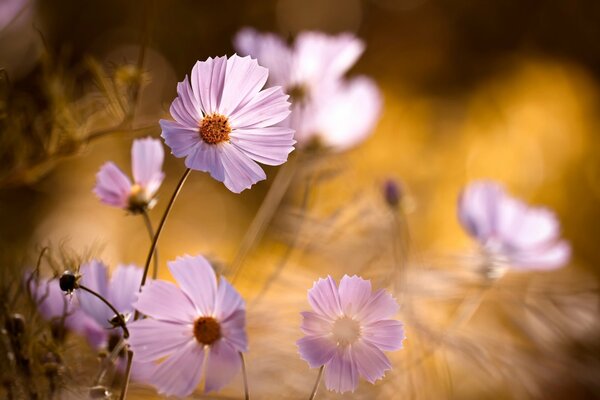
94 137 164 214
128 255 247 397
234 28 382 151
26 274 105 348
159 55 295 193
458 180 571 276
297 275 405 393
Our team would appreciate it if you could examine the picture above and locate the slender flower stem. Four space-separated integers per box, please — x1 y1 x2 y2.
138 168 191 293
230 154 300 283
308 366 324 400
78 284 129 338
119 350 134 400
240 352 249 400
141 211 159 280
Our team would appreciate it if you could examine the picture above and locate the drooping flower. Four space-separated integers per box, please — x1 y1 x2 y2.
234 28 382 151
297 275 405 393
159 55 295 193
26 273 105 348
458 180 571 275
94 137 164 213
128 255 247 397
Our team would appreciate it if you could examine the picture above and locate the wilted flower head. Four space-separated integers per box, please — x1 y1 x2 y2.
458 180 571 275
235 28 382 151
297 275 405 393
94 137 164 213
160 55 295 193
129 254 247 397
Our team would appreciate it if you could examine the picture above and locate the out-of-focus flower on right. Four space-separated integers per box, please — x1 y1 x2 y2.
458 180 571 277
297 275 405 393
234 28 382 152
94 137 164 214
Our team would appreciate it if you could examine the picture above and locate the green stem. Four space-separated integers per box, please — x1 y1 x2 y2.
240 352 249 400
141 211 159 280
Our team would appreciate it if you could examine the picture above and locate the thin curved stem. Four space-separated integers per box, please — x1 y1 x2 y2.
78 284 129 338
119 350 134 400
138 168 191 293
141 211 159 280
240 352 249 400
308 366 324 400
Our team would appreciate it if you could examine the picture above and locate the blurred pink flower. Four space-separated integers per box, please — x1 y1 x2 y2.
94 137 164 213
160 55 295 193
129 255 247 397
297 275 404 393
458 180 571 272
234 28 382 151
26 274 105 348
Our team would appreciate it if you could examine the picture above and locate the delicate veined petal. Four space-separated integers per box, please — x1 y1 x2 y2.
93 162 132 208
229 86 291 129
506 207 560 249
214 277 244 321
356 289 399 325
78 260 113 328
362 319 405 351
220 309 248 352
150 339 205 398
220 144 267 193
219 55 268 116
307 276 342 320
184 141 226 182
168 255 217 315
297 335 337 368
108 264 143 314
159 119 201 158
351 340 392 384
171 76 202 126
338 275 372 317
300 311 333 336
134 280 197 323
510 240 571 271
230 126 295 166
131 138 165 197
204 339 242 393
128 319 192 362
324 347 359 393
458 181 505 241
191 56 227 115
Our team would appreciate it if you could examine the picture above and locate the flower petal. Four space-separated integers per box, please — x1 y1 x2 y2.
352 340 392 384
78 260 113 328
229 126 295 166
171 75 203 126
150 339 205 398
510 240 571 270
297 335 337 368
220 309 248 352
191 56 227 115
307 276 342 321
93 162 132 208
160 119 201 159
324 347 359 393
214 277 244 321
355 289 399 325
362 319 405 351
168 255 217 315
506 206 561 249
300 311 333 337
184 140 225 182
338 275 372 317
219 55 268 116
458 181 506 242
128 318 193 362
220 143 266 193
108 264 143 315
204 339 242 393
131 138 165 197
229 86 291 129
134 280 197 323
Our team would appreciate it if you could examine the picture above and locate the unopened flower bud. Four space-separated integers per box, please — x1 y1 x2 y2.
59 271 78 293
383 179 403 208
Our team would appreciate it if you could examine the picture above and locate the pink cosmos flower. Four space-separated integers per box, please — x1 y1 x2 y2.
94 137 164 213
297 275 405 393
27 274 105 348
234 28 382 151
128 255 247 397
458 180 571 273
159 55 295 193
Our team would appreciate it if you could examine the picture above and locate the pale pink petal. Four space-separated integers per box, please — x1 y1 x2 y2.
234 28 293 87
458 181 506 242
297 335 337 368
214 277 244 321
204 339 242 393
150 339 205 398
229 86 291 129
362 319 405 351
352 340 392 384
171 75 202 126
184 140 225 182
134 280 197 323
229 126 295 166
191 56 227 115
338 275 372 317
128 318 193 362
219 55 268 116
506 207 561 249
324 347 359 393
220 309 248 352
355 289 399 325
160 119 201 159
300 311 333 337
108 264 143 314
510 240 571 271
131 138 165 197
78 260 113 328
220 143 267 193
307 276 342 321
168 255 217 315
93 162 132 208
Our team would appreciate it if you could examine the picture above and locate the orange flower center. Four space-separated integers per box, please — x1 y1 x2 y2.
193 316 221 345
199 113 231 144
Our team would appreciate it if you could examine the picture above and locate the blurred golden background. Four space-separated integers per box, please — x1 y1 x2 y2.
1 0 599 399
